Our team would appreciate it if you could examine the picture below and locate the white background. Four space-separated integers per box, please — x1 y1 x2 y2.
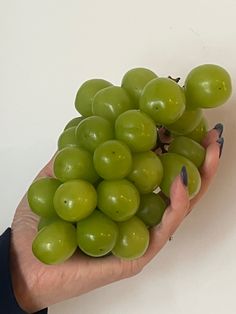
0 1 236 313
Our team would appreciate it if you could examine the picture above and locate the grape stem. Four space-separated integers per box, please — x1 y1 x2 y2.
158 191 170 206
159 142 169 154
152 141 169 155
152 127 172 155
163 128 171 137
168 76 181 83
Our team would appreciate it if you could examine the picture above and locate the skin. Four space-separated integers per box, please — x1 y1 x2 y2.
10 129 220 312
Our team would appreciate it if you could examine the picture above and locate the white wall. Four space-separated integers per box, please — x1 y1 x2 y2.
0 1 236 313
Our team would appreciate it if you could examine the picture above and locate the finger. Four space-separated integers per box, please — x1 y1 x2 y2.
12 152 57 229
200 140 220 183
201 127 221 148
138 170 190 267
189 132 221 209
34 152 57 180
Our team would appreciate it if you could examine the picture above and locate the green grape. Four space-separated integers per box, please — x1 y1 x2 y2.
75 79 112 117
58 127 79 150
76 116 114 153
54 180 97 222
92 86 135 122
127 151 163 194
112 216 149 260
121 67 157 105
97 179 140 222
64 117 84 130
32 220 77 265
139 77 185 125
185 117 208 143
115 110 157 152
77 210 118 257
168 136 206 168
185 64 232 109
28 177 61 218
38 216 62 231
160 153 201 199
167 109 202 135
93 140 132 180
53 147 99 183
136 192 167 227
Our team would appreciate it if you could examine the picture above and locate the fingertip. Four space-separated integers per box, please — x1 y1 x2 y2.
180 165 188 187
216 137 224 159
213 123 224 138
190 139 221 208
45 152 57 176
169 173 189 207
202 128 220 148
35 152 57 179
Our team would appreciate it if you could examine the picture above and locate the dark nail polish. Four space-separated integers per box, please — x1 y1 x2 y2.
213 123 224 138
217 137 224 158
180 166 188 187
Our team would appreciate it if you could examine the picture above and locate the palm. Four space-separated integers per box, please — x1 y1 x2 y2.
10 188 142 311
10 129 220 312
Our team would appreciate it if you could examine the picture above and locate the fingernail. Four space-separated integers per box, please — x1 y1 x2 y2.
217 137 224 158
180 166 188 187
213 123 224 138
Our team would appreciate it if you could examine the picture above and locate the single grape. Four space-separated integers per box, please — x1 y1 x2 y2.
127 151 163 194
139 77 185 125
27 177 61 218
53 147 99 183
38 215 62 231
97 179 140 222
115 110 157 152
168 136 206 168
92 86 135 122
112 216 149 260
93 140 132 180
167 109 202 135
77 210 118 257
75 79 112 117
121 67 157 105
160 153 201 199
58 127 79 150
185 117 208 143
185 64 232 109
136 192 167 227
76 116 114 153
54 180 97 222
32 220 77 265
64 117 84 130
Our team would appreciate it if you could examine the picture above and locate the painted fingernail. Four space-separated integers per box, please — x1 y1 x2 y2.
217 137 224 158
180 166 188 187
213 123 224 138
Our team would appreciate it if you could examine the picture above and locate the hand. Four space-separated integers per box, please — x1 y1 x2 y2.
10 128 222 313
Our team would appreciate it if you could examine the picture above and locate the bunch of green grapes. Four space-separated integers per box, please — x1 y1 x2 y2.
28 64 232 264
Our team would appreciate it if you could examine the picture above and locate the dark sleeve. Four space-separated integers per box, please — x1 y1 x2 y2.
0 228 48 314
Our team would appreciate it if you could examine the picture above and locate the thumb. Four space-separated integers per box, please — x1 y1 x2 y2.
34 152 57 181
12 152 57 229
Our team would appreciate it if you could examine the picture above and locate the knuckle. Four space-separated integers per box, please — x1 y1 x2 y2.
127 260 143 277
120 260 143 279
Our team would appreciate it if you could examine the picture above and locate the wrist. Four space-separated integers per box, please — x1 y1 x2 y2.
10 232 38 313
